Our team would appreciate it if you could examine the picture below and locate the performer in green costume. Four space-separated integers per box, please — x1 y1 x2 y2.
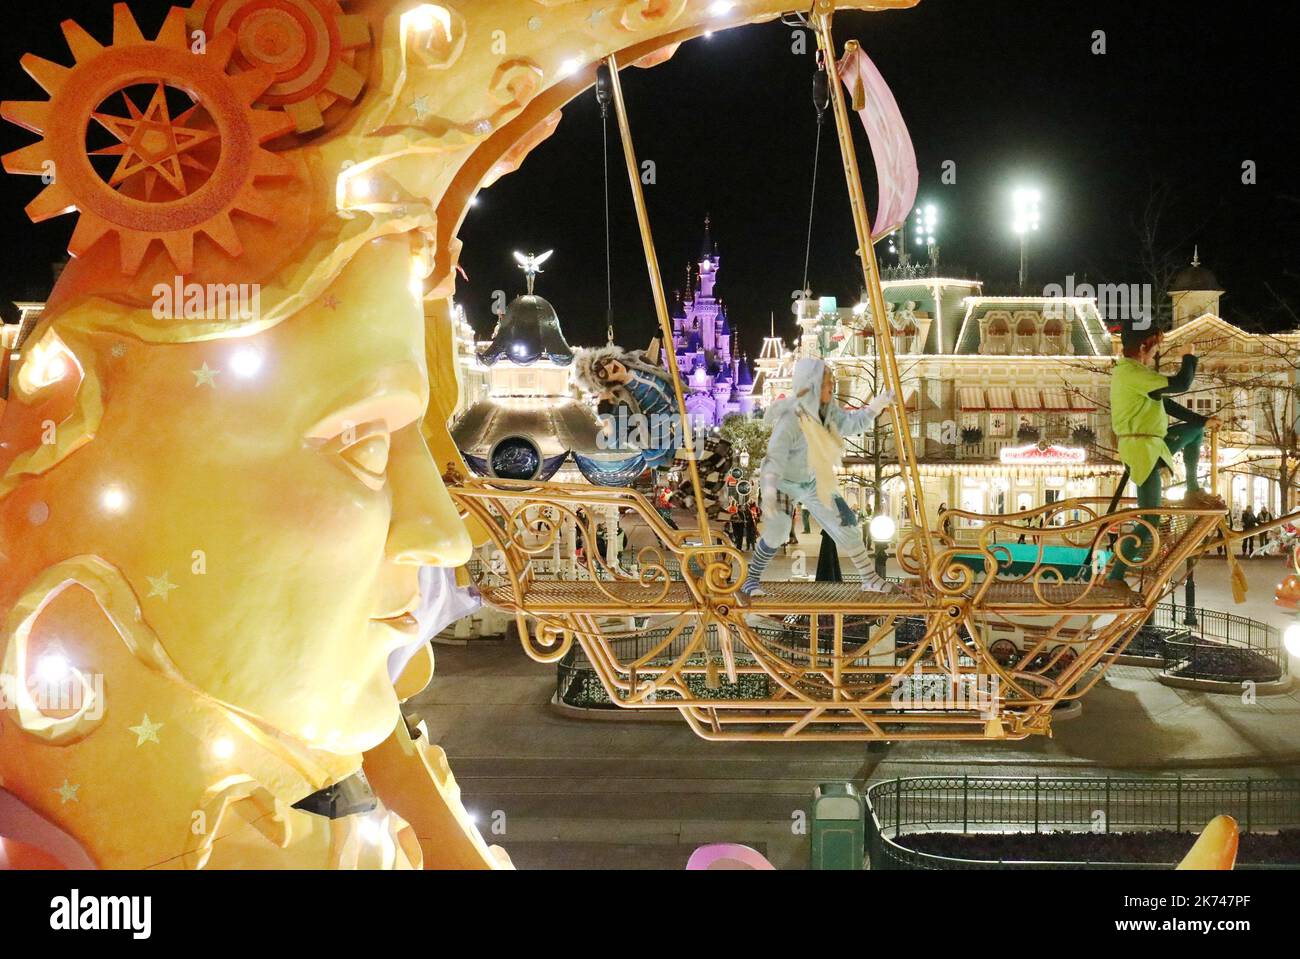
1108 325 1223 580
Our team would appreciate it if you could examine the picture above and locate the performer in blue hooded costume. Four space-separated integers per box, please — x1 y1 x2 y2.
571 344 681 484
741 356 895 596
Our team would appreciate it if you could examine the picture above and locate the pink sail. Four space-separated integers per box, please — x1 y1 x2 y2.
838 43 918 243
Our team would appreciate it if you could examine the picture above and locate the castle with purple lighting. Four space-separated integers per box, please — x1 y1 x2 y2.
668 216 758 426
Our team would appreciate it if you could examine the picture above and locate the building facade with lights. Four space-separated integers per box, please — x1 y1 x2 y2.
752 257 1299 539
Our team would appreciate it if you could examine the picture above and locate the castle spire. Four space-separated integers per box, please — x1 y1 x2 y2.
1191 245 1200 268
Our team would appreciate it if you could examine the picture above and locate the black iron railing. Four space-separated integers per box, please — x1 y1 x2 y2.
866 776 1300 870
1130 602 1288 683
556 622 773 709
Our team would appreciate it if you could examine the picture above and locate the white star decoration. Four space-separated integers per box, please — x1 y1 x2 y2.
410 94 432 122
54 780 80 804
129 714 163 746
192 362 220 388
147 572 179 601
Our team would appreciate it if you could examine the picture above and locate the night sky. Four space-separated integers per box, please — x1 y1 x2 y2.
1 0 1296 356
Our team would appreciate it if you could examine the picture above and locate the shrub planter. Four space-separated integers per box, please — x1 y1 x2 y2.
894 829 1300 868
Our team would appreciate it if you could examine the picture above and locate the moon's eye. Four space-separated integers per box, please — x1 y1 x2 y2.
337 428 391 489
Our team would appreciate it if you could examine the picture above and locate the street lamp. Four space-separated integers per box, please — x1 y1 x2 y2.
868 514 896 542
1011 187 1041 293
1286 622 1300 658
914 202 938 265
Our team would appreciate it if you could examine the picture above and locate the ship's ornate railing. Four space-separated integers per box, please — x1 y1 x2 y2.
449 476 1226 742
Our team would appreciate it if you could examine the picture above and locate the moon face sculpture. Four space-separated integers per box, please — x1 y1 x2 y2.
0 0 910 868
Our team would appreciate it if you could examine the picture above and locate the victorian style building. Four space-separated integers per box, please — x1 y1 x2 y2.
752 254 1299 539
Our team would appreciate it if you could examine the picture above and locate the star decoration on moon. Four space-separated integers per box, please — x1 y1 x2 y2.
129 714 163 746
111 342 128 359
192 362 220 387
322 294 340 311
586 7 606 29
410 95 432 123
147 572 179 601
54 780 80 804
91 82 217 201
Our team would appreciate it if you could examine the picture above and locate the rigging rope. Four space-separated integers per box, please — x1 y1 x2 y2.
603 116 613 344
596 66 615 343
801 59 829 297
801 122 822 296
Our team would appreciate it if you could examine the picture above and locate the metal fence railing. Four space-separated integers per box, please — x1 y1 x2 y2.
866 776 1300 870
1130 602 1288 683
556 622 773 709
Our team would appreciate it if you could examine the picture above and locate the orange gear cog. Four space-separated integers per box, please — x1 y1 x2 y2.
186 0 370 135
1 3 295 276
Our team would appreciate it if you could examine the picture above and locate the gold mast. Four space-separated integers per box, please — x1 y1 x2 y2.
813 2 932 575
605 53 713 542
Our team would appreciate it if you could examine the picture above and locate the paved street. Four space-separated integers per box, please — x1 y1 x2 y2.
410 534 1300 870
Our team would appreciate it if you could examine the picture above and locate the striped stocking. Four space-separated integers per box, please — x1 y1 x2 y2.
741 538 779 595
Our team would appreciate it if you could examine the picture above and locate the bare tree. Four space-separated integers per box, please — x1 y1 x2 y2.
1190 333 1300 513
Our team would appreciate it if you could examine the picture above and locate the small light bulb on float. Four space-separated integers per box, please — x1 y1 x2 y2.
557 57 582 78
404 4 452 40
229 348 263 379
869 514 897 543
36 653 70 684
100 485 129 514
709 1 736 14
44 355 67 382
17 335 75 392
343 175 375 207
212 737 236 760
